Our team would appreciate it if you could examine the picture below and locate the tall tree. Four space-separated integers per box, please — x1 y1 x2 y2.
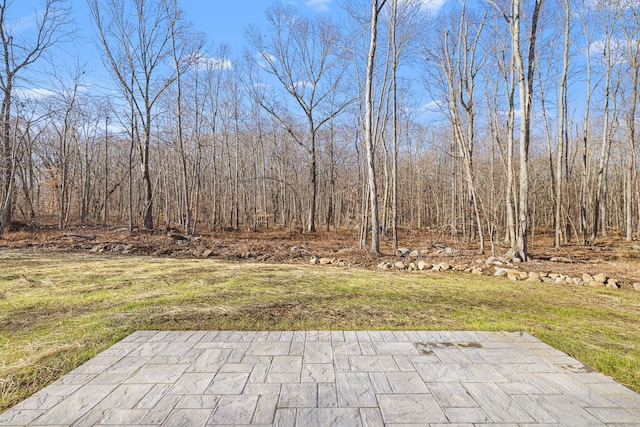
424 2 487 253
88 0 182 230
0 0 70 236
554 0 571 248
621 4 639 241
167 0 205 236
364 0 387 254
489 0 544 261
244 2 350 233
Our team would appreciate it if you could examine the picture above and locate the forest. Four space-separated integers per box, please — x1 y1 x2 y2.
1 0 639 259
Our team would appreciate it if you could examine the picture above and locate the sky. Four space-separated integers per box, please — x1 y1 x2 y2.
7 0 340 94
5 0 447 125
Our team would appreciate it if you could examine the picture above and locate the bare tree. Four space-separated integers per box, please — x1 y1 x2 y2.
88 0 181 230
386 0 423 250
621 5 639 241
0 0 70 236
424 2 487 253
591 1 622 242
167 1 205 236
244 2 350 233
490 0 544 260
364 0 388 254
554 0 571 248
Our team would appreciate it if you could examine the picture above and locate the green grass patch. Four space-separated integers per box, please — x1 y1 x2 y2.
1 250 640 411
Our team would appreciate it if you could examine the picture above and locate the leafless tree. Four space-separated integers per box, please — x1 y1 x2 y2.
88 0 183 230
363 0 388 254
244 2 351 233
0 0 70 236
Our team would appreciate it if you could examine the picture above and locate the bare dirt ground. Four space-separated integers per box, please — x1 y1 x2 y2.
1 224 639 290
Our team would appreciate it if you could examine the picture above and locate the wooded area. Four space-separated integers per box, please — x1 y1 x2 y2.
1 0 640 258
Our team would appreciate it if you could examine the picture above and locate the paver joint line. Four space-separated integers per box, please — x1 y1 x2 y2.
1 331 639 426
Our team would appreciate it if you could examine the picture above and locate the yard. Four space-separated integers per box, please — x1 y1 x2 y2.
1 249 639 412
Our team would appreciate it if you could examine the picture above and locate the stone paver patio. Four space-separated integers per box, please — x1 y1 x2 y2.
1 330 639 426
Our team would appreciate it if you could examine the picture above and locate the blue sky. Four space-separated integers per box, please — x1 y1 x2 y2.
6 0 353 100
10 0 336 66
5 0 446 122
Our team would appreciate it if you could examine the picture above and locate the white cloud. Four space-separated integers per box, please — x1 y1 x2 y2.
419 100 443 112
588 38 631 65
292 80 314 92
306 0 331 12
9 11 38 33
420 0 447 13
195 54 233 70
15 88 56 100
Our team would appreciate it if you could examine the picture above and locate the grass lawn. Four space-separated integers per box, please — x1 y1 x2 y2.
1 250 639 412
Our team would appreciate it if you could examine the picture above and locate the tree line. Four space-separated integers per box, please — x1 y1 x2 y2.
1 0 639 259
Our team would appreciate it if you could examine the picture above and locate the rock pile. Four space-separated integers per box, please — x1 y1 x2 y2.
366 248 638 292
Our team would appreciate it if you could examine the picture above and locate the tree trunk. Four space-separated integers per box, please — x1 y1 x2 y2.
555 0 570 248
364 0 386 255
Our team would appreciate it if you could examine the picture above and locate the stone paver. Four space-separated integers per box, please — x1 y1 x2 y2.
1 331 639 426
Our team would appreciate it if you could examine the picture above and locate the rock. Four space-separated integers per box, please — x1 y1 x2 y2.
582 273 594 284
633 283 640 291
606 279 620 289
512 257 522 263
493 260 505 266
593 273 608 283
394 261 407 270
396 247 411 257
554 276 565 284
475 259 484 264
573 278 583 285
494 268 508 277
454 264 467 271
202 249 213 258
409 249 422 258
377 262 392 271
319 257 334 265
431 264 442 272
565 277 574 285
485 256 496 265
439 262 451 271
519 272 528 280
550 256 572 263
471 268 483 275
90 243 107 253
541 277 554 283
310 256 320 264
418 260 430 271
549 273 560 279
408 262 417 271
527 276 542 283
528 272 540 280
631 244 640 250
507 274 519 281
445 247 459 255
